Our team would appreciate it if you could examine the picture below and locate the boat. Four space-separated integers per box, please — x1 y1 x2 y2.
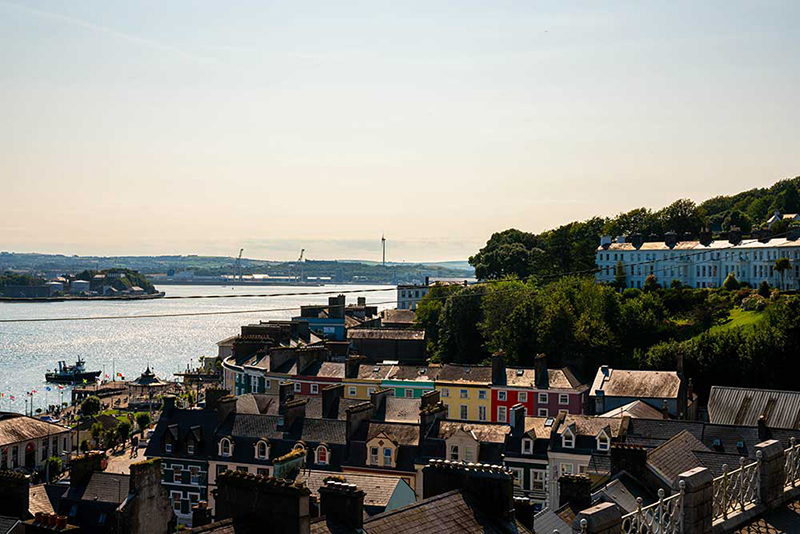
45 358 101 384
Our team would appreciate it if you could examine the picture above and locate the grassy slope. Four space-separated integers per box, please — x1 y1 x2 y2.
708 308 765 335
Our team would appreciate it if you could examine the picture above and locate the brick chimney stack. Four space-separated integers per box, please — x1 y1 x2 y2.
345 402 374 441
533 354 549 390
321 384 344 419
217 395 237 424
558 474 592 510
204 388 229 412
318 481 365 531
491 352 506 385
278 382 296 411
192 501 212 528
70 451 106 488
0 470 31 519
282 398 308 430
422 460 516 521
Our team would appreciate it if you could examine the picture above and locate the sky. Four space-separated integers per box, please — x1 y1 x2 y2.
2 1 799 262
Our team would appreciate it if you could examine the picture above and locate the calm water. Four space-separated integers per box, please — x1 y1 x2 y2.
0 284 395 414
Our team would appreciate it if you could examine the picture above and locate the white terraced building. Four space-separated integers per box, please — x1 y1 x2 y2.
595 234 800 289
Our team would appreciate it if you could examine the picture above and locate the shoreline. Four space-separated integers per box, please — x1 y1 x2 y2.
0 292 166 303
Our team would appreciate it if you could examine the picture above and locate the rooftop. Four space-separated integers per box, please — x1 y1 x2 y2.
591 368 682 399
0 413 70 447
347 329 425 341
708 386 800 429
296 471 407 508
438 421 511 444
599 400 666 419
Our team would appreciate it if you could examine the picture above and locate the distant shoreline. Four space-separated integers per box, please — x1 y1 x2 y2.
0 292 166 303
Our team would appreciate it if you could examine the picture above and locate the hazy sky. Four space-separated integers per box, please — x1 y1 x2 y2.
2 1 799 262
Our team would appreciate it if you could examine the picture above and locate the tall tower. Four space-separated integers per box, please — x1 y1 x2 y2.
381 233 386 267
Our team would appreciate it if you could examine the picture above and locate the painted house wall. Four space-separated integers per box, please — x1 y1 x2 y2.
161 458 208 526
436 384 492 422
342 380 380 400
290 376 341 397
491 389 584 422
503 457 549 510
382 380 434 399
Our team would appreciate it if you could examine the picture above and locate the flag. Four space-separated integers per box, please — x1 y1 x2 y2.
58 385 64 390
9 395 14 401
82 379 87 384
46 387 52 392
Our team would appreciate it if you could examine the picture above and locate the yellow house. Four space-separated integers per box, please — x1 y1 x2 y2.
435 364 493 422
341 362 396 400
342 421 420 494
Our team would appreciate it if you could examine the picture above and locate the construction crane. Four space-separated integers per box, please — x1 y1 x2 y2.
297 249 305 283
234 248 244 282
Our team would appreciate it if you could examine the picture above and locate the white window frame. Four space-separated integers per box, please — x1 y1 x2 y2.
450 444 459 461
559 393 569 405
219 438 232 457
478 406 487 421
538 392 548 404
509 467 524 488
190 466 201 485
405 388 414 398
170 491 182 513
348 386 357 397
370 446 379 465
310 383 319 394
460 405 468 420
294 382 302 393
441 388 450 398
498 390 507 402
562 431 575 449
165 443 173 453
518 391 528 403
522 438 533 454
597 432 610 451
464 446 475 463
498 406 507 423
256 440 269 460
531 469 546 491
383 447 393 467
187 443 195 455
561 463 574 476
315 445 329 465
460 389 468 399
538 408 548 417
478 390 487 400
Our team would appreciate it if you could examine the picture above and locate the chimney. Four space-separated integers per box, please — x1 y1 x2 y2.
419 401 447 431
676 352 684 376
346 402 374 441
192 501 212 528
279 382 296 410
533 354 549 390
699 229 713 246
424 276 430 286
70 451 105 488
321 384 344 419
357 297 366 307
662 400 670 419
491 352 506 385
318 481 365 531
215 471 311 534
728 227 742 245
345 356 364 379
664 231 678 249
296 347 322 375
610 444 648 481
758 415 770 441
328 295 346 320
631 233 644 250
509 403 526 434
218 395 237 424
0 470 31 519
514 497 535 532
422 460 516 521
269 347 297 373
789 226 800 241
282 398 308 430
161 395 176 412
420 389 440 412
204 387 229 411
370 388 392 419
558 474 592 510
600 236 612 250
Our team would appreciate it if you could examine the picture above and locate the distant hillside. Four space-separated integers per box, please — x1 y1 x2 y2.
470 176 800 280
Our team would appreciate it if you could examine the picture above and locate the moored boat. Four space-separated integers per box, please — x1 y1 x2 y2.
45 358 101 384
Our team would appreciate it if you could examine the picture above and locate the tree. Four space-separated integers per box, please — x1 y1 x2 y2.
116 420 131 445
436 284 488 364
469 229 544 280
775 258 791 290
657 199 705 235
614 261 627 289
136 412 151 432
758 280 771 298
45 456 62 478
723 272 740 291
414 283 463 355
81 396 101 417
644 275 659 292
723 209 752 234
603 208 661 237
79 439 90 453
104 428 118 449
670 279 683 289
90 422 104 448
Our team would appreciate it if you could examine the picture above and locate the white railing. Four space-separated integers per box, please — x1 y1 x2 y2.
712 453 762 522
621 483 685 534
784 437 800 487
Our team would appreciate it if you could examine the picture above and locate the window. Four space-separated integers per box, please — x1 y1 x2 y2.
367 387 376 395
370 447 379 465
498 391 507 401
383 448 393 467
316 446 329 465
236 466 248 473
460 389 468 399
597 433 610 451
220 438 232 457
522 438 533 454
460 405 468 420
171 492 182 512
450 445 459 461
538 408 548 417
294 383 302 393
464 447 475 463
405 388 414 398
348 386 357 397
216 464 228 476
518 392 527 403
165 443 173 453
510 467 524 488
98 513 107 525
579 465 587 474
478 390 487 400
532 470 546 491
187 443 195 455
257 468 269 476
562 432 575 449
293 442 306 452
561 463 574 476
498 406 507 423
164 467 175 483
190 466 201 485
441 388 450 398
310 384 319 394
538 392 548 404
478 406 487 421
559 394 569 405
256 441 269 460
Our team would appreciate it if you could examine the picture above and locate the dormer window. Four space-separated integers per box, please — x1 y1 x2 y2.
316 445 329 465
597 432 610 451
383 448 392 467
522 438 533 454
187 443 195 455
256 440 269 460
165 443 173 453
370 447 379 465
562 430 575 449
293 442 306 452
219 438 232 457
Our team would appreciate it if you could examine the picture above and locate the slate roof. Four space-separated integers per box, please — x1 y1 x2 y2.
438 422 510 444
296 471 406 508
356 364 397 381
600 400 665 419
502 367 584 390
367 423 419 446
383 397 420 424
144 407 218 460
436 365 493 385
310 488 532 534
557 415 624 438
523 416 556 440
227 414 347 444
0 413 70 447
348 329 425 341
65 472 130 504
380 309 417 326
591 369 681 399
388 365 440 382
708 386 800 429
183 518 242 534
599 237 800 251
29 484 67 515
317 362 345 379
647 430 709 484
0 516 19 534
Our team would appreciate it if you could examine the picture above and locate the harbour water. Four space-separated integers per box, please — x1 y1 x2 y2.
0 284 396 414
